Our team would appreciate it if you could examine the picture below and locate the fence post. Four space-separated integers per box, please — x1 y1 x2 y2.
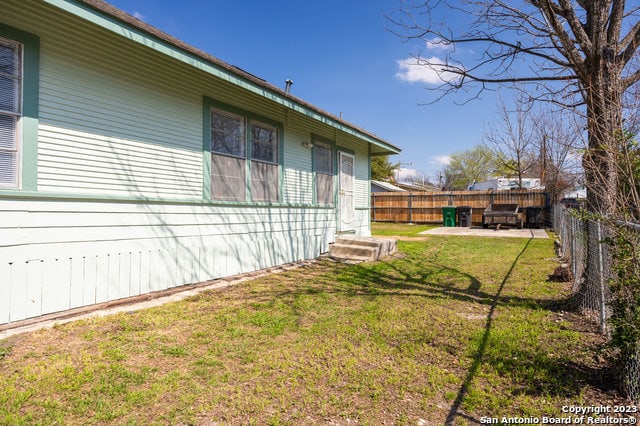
408 193 413 224
372 193 376 222
570 215 576 279
597 220 606 334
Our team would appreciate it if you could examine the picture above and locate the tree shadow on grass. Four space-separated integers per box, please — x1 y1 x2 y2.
436 236 617 424
330 249 568 313
323 240 613 419
443 237 533 424
205 237 617 421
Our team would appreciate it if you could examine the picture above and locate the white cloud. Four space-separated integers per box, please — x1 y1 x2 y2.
432 155 451 166
133 11 145 20
395 56 460 85
398 167 420 182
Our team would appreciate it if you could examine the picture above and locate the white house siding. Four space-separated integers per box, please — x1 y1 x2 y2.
282 124 314 205
0 0 391 325
0 198 335 324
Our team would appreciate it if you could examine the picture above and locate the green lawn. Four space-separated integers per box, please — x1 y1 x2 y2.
371 221 436 237
0 227 620 425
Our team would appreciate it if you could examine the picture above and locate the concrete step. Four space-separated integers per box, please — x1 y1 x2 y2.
329 243 378 261
328 236 397 263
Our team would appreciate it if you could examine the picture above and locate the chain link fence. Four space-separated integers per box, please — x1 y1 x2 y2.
552 205 640 401
553 206 612 332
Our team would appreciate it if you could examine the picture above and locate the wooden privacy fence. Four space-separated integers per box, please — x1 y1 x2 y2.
371 190 549 225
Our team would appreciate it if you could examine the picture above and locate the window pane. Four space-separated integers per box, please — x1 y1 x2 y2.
0 114 16 149
0 39 19 114
211 109 245 157
314 142 332 174
0 40 19 77
316 173 333 205
251 161 278 202
251 123 278 164
0 38 19 188
0 150 16 186
0 76 19 113
211 153 246 201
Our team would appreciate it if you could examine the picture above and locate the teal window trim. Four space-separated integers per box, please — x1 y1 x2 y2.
0 24 39 191
203 96 283 203
311 134 335 206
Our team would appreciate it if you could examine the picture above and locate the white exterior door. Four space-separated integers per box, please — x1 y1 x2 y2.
338 151 355 232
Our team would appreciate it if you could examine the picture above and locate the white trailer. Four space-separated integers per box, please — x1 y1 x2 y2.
468 178 544 191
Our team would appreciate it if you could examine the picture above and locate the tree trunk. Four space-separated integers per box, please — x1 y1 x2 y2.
583 46 624 217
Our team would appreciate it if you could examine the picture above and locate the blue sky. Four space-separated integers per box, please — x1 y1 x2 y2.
106 0 502 182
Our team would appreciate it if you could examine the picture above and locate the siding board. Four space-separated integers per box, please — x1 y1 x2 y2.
0 263 11 324
26 260 44 319
9 262 27 322
69 257 84 309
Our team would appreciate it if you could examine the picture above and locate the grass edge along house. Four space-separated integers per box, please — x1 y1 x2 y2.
0 0 400 326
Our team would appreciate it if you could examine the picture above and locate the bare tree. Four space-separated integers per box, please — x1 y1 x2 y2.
483 96 538 187
533 109 584 203
616 131 640 218
388 0 640 217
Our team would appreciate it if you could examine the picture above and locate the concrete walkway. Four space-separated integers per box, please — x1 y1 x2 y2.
419 226 549 239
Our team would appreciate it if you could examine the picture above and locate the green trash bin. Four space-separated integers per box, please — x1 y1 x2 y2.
442 206 457 227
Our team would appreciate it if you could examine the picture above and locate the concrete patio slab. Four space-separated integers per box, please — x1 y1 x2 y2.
419 226 549 239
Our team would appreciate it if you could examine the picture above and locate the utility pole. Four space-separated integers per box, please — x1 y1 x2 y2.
540 134 547 183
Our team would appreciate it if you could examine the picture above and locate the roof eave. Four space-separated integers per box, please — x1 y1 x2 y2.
47 0 401 155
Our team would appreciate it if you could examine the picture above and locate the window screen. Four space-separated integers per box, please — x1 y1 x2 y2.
211 153 246 201
211 108 247 201
316 172 333 205
251 161 278 202
0 37 21 187
251 122 278 164
314 142 333 205
314 142 332 174
208 105 281 203
250 122 279 202
211 109 245 157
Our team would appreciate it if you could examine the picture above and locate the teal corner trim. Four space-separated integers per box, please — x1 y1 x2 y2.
0 23 40 191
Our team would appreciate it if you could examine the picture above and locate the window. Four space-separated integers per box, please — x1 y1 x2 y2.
210 109 246 201
0 37 21 188
314 141 333 205
250 122 279 202
0 25 38 191
208 103 281 203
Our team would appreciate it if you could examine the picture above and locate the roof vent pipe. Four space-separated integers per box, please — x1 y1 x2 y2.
284 79 293 94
